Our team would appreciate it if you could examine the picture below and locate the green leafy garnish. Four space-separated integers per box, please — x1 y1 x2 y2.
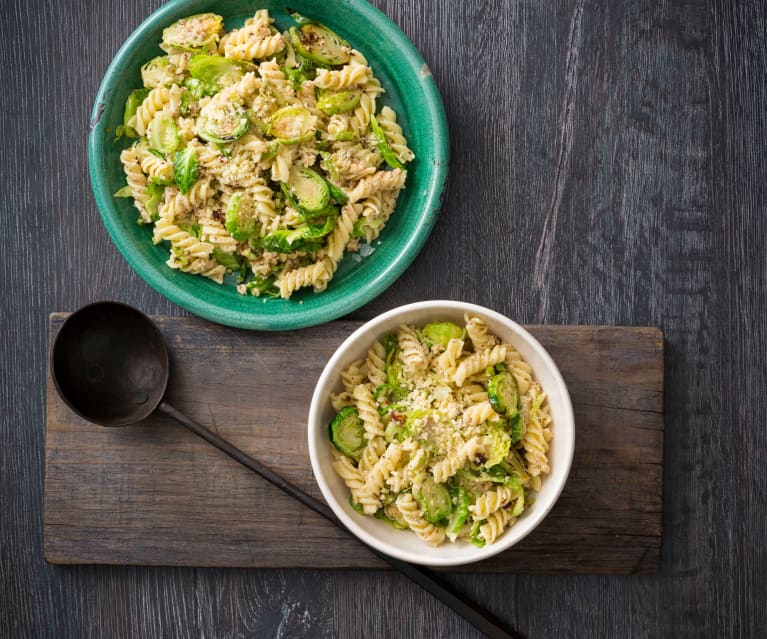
177 221 202 239
117 88 149 140
245 274 280 298
173 147 198 194
212 247 241 271
145 180 165 221
261 215 336 253
370 114 405 169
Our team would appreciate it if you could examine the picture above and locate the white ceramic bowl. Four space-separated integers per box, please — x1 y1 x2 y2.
308 301 575 566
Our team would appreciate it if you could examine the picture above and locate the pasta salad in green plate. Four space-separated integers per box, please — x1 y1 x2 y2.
115 8 413 299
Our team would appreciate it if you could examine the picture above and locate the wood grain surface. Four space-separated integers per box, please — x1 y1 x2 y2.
44 315 663 574
2 0 766 637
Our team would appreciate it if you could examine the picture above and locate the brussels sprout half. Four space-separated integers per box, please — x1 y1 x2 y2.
329 406 367 461
162 13 223 52
189 54 254 94
422 321 466 347
288 24 350 66
197 104 250 144
269 105 316 144
261 215 336 253
286 166 329 213
446 487 470 540
317 89 361 115
487 372 520 418
141 56 173 88
117 88 149 139
224 193 257 241
147 112 179 155
415 477 453 524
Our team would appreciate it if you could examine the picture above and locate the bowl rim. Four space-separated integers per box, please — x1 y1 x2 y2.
88 0 449 331
308 300 575 566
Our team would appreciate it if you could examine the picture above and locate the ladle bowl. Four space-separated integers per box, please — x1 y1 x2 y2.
52 302 168 426
50 301 518 639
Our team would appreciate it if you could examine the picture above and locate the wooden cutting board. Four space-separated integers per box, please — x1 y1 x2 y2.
44 314 664 574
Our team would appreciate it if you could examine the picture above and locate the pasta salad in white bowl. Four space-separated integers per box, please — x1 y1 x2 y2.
308 301 575 566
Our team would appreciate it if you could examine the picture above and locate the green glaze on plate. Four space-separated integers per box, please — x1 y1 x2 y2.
88 0 448 330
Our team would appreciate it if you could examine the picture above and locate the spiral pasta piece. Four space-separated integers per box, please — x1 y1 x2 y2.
224 11 283 61
331 449 364 493
452 344 509 387
355 190 398 243
479 508 513 545
455 383 488 405
348 91 377 137
358 435 387 474
340 359 366 394
365 340 387 388
120 147 150 222
376 106 414 164
395 493 445 547
258 59 295 103
166 254 226 283
201 221 238 252
470 486 515 520
505 350 534 395
462 401 500 427
359 443 403 508
346 169 407 203
330 390 354 412
314 59 371 90
159 181 212 221
152 218 214 258
432 436 485 484
331 449 379 513
276 259 329 298
327 114 350 137
314 202 362 290
140 154 173 184
437 338 464 378
230 32 284 60
250 178 277 219
397 325 428 373
353 384 385 440
132 85 182 135
271 145 294 183
523 390 552 477
464 313 498 352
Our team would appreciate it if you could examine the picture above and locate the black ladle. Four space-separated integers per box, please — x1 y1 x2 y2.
51 302 521 639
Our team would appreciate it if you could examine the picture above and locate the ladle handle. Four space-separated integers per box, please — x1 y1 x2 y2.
157 401 520 639
158 401 336 521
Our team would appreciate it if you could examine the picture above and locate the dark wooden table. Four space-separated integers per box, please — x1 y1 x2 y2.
2 0 765 637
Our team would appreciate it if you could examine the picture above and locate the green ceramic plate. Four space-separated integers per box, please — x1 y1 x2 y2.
89 0 448 330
